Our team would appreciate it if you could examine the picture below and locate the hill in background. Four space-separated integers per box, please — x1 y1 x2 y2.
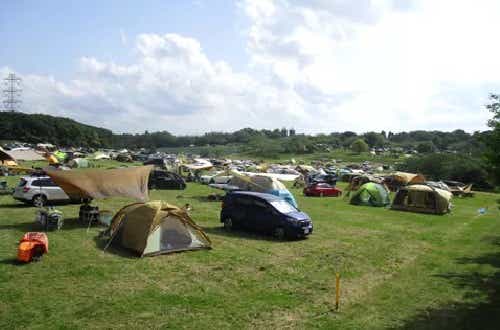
0 112 112 147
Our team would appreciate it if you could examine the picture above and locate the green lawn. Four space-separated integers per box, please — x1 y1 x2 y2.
1 174 500 329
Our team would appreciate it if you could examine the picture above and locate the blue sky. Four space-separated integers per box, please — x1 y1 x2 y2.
1 0 499 134
1 0 246 78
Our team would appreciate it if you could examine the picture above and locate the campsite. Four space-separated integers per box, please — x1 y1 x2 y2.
1 154 500 329
3 2 500 328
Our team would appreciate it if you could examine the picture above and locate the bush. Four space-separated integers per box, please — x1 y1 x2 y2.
350 139 369 153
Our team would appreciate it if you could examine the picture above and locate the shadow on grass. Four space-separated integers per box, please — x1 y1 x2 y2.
0 258 21 265
0 203 32 209
396 236 500 330
92 235 138 259
175 194 224 203
0 217 106 233
203 226 304 243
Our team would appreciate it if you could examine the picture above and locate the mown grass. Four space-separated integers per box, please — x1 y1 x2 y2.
1 173 500 329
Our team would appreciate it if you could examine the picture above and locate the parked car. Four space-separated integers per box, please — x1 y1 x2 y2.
148 170 186 190
220 191 313 239
199 171 232 184
143 158 167 168
13 176 71 207
303 183 342 197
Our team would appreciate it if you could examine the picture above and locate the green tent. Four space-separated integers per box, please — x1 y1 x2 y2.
54 151 67 163
349 182 390 207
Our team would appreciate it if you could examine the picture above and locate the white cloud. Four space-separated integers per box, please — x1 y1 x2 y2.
4 0 500 134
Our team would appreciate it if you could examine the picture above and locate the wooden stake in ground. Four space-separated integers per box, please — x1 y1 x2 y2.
335 273 340 311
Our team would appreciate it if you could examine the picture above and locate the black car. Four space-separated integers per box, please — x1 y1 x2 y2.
148 170 186 190
220 191 313 239
143 158 167 168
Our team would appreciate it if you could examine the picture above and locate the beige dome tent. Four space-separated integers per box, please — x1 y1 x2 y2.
228 174 287 192
385 172 426 191
391 184 452 215
105 201 211 257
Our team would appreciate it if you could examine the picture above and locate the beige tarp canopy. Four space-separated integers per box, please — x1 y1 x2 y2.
5 149 45 161
390 172 426 185
392 184 452 215
47 166 153 201
0 147 18 166
107 201 211 256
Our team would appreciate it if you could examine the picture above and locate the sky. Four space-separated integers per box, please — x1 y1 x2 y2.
1 0 499 134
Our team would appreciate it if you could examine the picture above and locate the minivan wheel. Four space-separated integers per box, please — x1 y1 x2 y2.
223 217 233 230
273 227 286 240
32 195 46 207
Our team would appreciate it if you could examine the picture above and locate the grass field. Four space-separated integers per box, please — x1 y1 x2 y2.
1 172 500 329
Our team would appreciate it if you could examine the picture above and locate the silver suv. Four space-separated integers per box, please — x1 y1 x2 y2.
13 176 70 207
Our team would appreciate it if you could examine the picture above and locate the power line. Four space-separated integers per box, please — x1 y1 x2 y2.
3 73 22 112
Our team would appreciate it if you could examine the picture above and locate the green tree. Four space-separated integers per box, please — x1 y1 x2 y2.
416 141 436 153
350 139 369 153
484 94 500 184
363 132 385 148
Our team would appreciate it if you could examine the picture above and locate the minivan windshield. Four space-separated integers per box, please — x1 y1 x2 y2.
270 200 297 214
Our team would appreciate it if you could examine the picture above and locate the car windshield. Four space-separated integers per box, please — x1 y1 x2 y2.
270 200 297 214
18 179 27 187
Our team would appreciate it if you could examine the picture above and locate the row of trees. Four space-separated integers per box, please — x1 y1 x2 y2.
0 112 112 147
110 128 488 155
0 111 488 157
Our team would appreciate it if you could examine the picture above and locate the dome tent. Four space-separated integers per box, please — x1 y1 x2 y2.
67 158 90 168
228 173 298 208
391 184 452 215
349 182 390 207
105 201 211 257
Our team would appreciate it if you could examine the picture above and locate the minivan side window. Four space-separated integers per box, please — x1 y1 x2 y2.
253 200 267 208
234 196 252 206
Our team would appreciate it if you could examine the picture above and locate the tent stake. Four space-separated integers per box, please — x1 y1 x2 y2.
335 273 340 311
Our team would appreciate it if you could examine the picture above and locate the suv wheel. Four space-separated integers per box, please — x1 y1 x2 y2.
32 195 47 207
223 217 233 230
273 227 286 240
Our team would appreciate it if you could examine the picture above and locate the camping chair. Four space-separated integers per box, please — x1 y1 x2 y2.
462 184 474 197
0 180 11 195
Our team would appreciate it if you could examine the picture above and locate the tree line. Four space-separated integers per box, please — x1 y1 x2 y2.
0 111 489 157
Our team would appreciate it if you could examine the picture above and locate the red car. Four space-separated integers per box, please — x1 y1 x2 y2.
303 183 342 197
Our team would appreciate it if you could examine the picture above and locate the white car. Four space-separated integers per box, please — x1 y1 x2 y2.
199 172 232 184
13 176 71 207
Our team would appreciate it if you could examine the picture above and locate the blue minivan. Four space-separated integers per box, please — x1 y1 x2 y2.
220 191 313 239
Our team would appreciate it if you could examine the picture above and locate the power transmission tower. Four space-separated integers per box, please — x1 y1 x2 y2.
3 73 22 112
